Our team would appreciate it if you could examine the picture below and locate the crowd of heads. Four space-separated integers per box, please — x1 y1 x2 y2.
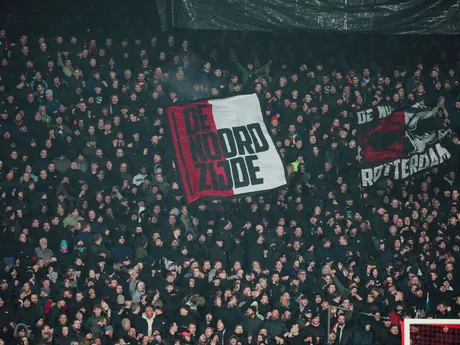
0 26 460 345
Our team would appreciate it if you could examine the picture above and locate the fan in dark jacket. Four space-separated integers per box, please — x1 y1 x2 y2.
242 306 262 337
262 309 288 341
351 323 374 345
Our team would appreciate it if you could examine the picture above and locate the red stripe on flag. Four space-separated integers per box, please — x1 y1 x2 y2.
400 320 405 345
361 110 408 164
167 101 234 203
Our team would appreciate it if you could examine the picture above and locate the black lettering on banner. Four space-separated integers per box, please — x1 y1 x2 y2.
428 148 439 167
392 160 400 179
245 155 263 185
197 163 211 191
233 126 255 155
409 155 418 176
356 108 373 125
361 169 373 187
196 104 212 132
247 123 269 153
218 128 238 158
208 163 219 190
231 157 250 188
435 143 451 161
184 108 200 135
383 164 392 177
202 132 222 161
171 113 193 197
418 153 429 170
373 165 383 181
401 159 410 179
378 106 393 119
189 134 208 163
217 161 233 190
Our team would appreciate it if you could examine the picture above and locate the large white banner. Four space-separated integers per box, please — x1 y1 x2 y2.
167 94 287 203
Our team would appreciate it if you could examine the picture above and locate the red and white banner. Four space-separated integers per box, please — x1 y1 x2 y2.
357 105 451 187
166 94 287 203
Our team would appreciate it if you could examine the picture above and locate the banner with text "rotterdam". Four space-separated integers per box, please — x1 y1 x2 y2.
166 94 287 203
357 105 451 187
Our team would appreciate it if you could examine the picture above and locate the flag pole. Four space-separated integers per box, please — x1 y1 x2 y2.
358 170 366 201
355 142 366 205
425 292 430 314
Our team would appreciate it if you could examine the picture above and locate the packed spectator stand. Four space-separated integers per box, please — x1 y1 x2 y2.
1 17 460 345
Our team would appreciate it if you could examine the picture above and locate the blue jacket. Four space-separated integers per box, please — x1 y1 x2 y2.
352 330 373 345
40 98 60 114
111 244 133 263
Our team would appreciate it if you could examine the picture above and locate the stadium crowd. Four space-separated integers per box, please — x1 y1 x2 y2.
0 23 460 345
